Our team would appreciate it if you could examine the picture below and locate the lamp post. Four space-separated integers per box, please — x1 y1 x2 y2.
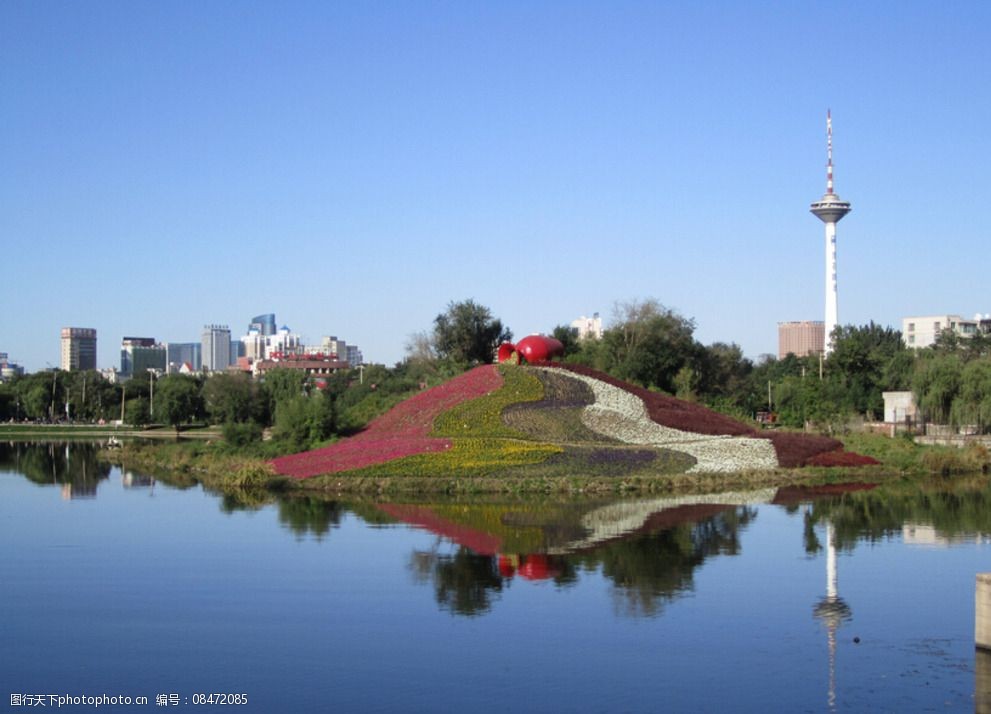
148 369 157 422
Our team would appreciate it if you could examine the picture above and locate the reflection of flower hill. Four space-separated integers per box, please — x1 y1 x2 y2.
771 483 877 506
376 489 776 558
377 503 505 555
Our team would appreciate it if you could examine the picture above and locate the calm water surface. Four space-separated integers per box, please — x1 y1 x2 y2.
3 442 991 713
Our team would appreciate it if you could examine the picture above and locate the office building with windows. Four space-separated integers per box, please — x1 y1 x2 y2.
202 325 232 372
60 327 97 371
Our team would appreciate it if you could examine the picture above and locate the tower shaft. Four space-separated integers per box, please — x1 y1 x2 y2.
825 221 838 349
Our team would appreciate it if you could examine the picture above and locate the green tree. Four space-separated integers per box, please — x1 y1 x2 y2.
432 299 512 366
913 351 963 424
125 397 151 427
826 322 906 418
262 368 308 414
956 358 991 432
599 299 699 393
155 375 203 434
551 324 581 358
274 392 336 450
697 342 753 406
203 373 259 425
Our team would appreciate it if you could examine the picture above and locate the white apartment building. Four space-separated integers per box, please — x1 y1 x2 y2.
571 313 603 340
902 314 987 348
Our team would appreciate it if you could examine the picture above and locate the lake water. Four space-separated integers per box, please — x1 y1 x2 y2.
3 442 991 712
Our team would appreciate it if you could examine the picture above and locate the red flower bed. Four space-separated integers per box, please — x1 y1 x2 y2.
762 431 843 468
535 362 853 468
270 365 503 479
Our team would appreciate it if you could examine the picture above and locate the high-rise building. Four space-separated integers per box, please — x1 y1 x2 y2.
249 313 277 337
120 337 166 377
0 352 24 381
60 327 97 371
345 345 363 367
202 325 231 372
166 343 202 373
320 336 347 360
809 111 852 356
778 321 825 359
241 329 266 361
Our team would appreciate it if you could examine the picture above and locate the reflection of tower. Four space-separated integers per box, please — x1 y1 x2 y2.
813 521 851 710
809 111 852 355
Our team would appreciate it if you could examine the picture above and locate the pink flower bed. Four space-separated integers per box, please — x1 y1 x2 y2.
271 365 503 479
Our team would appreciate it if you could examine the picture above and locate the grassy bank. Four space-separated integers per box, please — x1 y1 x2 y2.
0 423 221 439
97 427 991 498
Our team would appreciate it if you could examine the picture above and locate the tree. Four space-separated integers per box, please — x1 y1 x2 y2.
913 352 962 425
203 373 259 425
551 324 582 358
827 322 907 418
262 368 308 415
956 358 991 432
274 392 336 450
696 342 752 405
155 375 203 434
431 299 512 366
599 299 699 393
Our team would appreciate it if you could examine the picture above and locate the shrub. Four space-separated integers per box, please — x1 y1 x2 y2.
222 421 263 447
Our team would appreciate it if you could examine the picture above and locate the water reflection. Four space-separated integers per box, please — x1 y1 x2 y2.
277 497 344 540
801 477 991 549
0 441 111 498
376 497 760 617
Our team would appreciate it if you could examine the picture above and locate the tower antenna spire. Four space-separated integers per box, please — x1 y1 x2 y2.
826 109 834 195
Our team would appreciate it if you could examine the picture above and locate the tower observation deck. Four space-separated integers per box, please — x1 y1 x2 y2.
810 110 851 355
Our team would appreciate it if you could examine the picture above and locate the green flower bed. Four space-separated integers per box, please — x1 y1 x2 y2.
432 365 545 439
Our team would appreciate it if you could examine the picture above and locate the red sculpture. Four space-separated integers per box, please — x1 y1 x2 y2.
497 335 564 364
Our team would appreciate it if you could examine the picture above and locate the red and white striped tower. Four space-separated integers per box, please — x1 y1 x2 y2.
810 110 852 355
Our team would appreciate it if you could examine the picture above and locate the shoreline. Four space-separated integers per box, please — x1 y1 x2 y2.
0 424 220 440
98 440 899 497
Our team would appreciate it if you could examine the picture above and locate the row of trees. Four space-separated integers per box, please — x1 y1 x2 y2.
4 298 990 450
415 298 991 434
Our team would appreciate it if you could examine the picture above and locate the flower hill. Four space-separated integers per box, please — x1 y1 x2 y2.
270 364 878 482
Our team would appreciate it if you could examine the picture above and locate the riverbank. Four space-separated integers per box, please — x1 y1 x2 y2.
98 432 943 497
0 423 221 440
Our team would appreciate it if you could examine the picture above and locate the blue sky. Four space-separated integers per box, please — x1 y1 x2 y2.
3 1 989 372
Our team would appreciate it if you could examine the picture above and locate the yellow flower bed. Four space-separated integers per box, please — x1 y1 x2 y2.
345 438 562 478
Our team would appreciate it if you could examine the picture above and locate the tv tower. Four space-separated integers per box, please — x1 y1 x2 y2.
810 110 851 355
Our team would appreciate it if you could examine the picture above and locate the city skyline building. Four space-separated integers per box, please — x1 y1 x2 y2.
809 111 852 356
120 337 165 378
249 313 277 337
60 327 97 371
777 321 825 359
201 325 231 372
166 342 202 373
0 352 24 381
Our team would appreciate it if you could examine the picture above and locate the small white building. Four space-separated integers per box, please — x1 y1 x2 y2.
882 391 917 424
